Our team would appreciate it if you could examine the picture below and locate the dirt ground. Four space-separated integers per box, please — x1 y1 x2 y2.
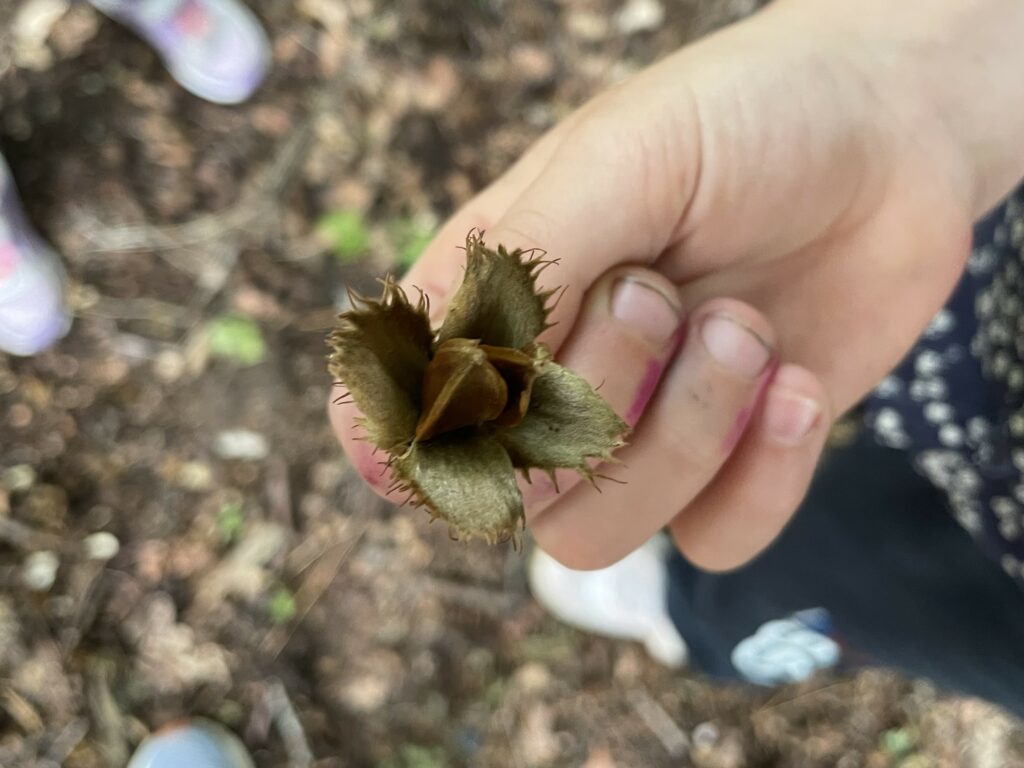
1 1 1023 766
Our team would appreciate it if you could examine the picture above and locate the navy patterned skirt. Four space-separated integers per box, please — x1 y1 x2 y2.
866 188 1024 584
666 187 1024 714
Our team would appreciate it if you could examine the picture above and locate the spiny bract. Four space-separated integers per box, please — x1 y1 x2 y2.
328 231 628 544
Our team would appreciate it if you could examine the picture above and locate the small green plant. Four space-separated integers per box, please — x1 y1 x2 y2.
880 727 918 760
207 315 266 367
216 501 245 544
389 218 434 269
319 210 371 263
267 586 297 624
483 677 510 709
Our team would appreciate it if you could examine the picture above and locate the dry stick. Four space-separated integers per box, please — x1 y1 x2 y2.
86 659 129 767
424 575 522 619
60 560 106 657
265 455 295 530
265 680 314 768
0 685 43 734
44 718 90 766
76 295 193 328
80 116 316 255
754 678 856 714
625 687 690 759
75 85 327 349
259 513 369 660
0 517 61 551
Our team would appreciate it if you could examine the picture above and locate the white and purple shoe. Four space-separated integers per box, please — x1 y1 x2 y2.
528 536 689 668
128 720 255 768
89 0 271 105
0 158 70 357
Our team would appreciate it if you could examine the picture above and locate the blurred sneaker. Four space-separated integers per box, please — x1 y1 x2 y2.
128 719 255 768
528 536 689 668
89 0 271 105
0 158 69 357
730 609 841 686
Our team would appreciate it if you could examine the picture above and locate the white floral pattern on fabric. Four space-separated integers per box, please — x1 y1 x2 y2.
868 187 1024 580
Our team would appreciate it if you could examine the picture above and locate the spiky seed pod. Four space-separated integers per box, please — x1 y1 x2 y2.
328 231 628 543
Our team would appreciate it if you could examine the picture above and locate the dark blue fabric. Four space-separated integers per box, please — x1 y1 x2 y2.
667 433 1024 717
666 191 1024 714
863 194 1024 578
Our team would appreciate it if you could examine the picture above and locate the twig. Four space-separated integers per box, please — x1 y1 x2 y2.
0 685 43 734
265 679 314 768
625 687 690 758
265 456 294 530
86 658 128 767
426 576 522 618
259 515 368 659
61 562 107 656
0 517 61 551
77 295 192 328
753 678 855 714
44 717 90 765
79 119 316 255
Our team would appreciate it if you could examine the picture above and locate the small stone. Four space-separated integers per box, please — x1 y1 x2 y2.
2 465 36 493
613 647 643 684
413 56 460 111
22 551 60 592
8 403 33 429
338 674 391 714
12 0 69 70
214 430 270 461
49 3 101 57
567 10 609 42
177 461 214 491
18 484 68 531
251 105 293 137
692 721 719 750
135 540 170 584
153 350 186 383
83 531 120 561
518 704 559 766
582 748 617 768
511 45 555 85
513 662 552 695
615 0 664 34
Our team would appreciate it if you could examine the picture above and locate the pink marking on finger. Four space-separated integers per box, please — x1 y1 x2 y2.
721 360 779 453
625 324 687 426
722 407 753 454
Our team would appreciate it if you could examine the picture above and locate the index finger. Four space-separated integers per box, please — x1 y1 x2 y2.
403 74 702 352
400 117 576 315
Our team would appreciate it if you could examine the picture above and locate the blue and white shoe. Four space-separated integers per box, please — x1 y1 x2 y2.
730 609 841 686
128 720 255 768
0 157 69 357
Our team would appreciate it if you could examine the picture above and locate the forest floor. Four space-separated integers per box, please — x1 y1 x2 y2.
0 1 1022 766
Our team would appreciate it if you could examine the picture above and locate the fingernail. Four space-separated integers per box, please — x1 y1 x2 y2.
700 313 772 379
610 277 682 344
764 388 821 445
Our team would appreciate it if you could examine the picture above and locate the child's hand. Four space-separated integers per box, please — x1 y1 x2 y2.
333 0 1024 570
